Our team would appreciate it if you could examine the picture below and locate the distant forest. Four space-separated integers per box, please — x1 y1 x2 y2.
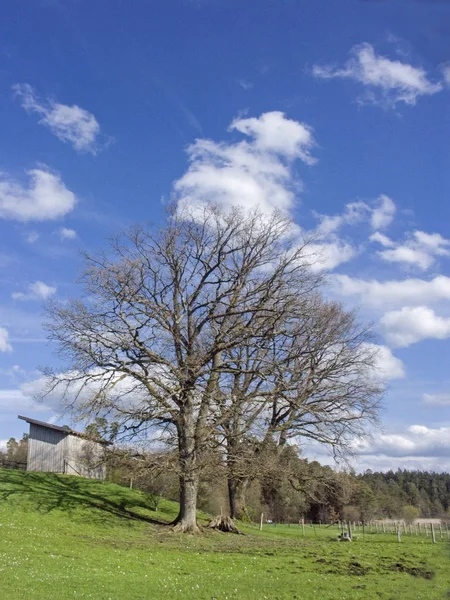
2 434 449 523
359 470 450 520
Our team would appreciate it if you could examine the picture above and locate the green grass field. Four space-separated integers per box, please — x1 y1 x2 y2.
0 468 448 599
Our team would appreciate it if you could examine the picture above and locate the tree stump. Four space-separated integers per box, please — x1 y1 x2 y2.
207 515 241 534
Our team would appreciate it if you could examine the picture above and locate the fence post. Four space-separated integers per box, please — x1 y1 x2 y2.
397 526 401 543
431 523 436 544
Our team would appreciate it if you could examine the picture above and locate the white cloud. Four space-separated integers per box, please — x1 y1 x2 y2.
0 388 50 413
315 201 369 235
423 393 450 407
355 454 450 473
354 424 450 458
369 231 394 247
174 111 315 217
371 229 450 271
365 343 405 380
381 306 450 347
20 368 153 418
0 327 13 353
315 195 395 236
0 168 77 222
230 111 316 163
414 230 450 254
378 246 434 270
307 241 357 272
58 227 77 240
13 83 100 154
26 231 40 244
313 43 442 107
333 274 450 309
12 281 57 302
308 196 396 272
370 194 396 229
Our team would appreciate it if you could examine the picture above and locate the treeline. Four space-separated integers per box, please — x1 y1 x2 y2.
4 433 449 522
0 434 28 468
359 470 450 520
102 442 450 524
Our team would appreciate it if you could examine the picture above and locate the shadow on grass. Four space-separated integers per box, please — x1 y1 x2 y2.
0 469 173 528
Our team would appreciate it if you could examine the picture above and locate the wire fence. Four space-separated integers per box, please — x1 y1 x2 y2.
263 518 450 543
0 458 27 471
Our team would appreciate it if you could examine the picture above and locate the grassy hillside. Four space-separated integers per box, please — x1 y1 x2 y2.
0 468 449 599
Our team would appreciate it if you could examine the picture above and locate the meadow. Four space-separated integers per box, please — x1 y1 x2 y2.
0 468 448 600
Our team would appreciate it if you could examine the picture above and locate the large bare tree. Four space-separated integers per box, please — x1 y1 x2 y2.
215 295 383 519
42 205 320 532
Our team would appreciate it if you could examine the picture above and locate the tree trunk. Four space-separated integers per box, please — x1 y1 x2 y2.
228 477 249 520
172 473 200 533
172 411 201 533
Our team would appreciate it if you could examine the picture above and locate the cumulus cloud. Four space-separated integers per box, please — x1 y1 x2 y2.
174 111 315 217
12 281 57 302
370 194 396 229
333 274 450 309
315 201 368 235
308 195 396 271
381 306 450 347
378 246 434 271
0 327 13 352
313 42 442 107
371 229 450 271
365 343 405 380
0 388 50 413
354 424 450 458
315 195 395 236
230 111 316 164
369 231 394 247
423 393 450 407
19 368 157 420
13 84 100 154
58 227 77 240
307 241 357 272
0 168 77 222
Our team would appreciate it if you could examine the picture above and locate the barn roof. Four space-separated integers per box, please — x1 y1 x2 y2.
18 415 112 445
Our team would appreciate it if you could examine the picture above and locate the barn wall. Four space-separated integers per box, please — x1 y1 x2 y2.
64 435 106 480
27 424 106 480
27 423 67 473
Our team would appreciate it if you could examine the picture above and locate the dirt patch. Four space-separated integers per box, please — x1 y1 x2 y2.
347 561 371 576
388 562 434 580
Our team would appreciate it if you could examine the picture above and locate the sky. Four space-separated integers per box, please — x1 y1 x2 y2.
0 0 449 472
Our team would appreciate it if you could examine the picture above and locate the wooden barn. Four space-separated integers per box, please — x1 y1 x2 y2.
18 415 110 480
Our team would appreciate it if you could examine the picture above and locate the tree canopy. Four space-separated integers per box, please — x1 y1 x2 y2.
42 205 382 532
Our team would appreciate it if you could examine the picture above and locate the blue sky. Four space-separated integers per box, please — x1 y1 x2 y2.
1 0 449 472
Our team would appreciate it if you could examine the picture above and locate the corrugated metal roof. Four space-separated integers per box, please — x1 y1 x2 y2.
18 415 112 445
